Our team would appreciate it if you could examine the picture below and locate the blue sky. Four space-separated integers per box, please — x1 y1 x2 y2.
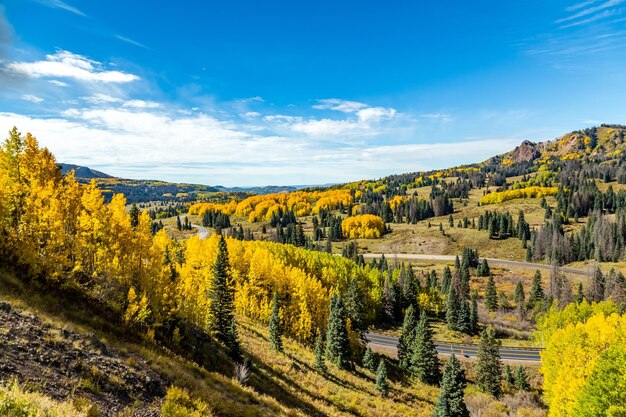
1 1 626 186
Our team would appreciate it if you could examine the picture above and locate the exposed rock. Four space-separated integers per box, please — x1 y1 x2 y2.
0 300 167 416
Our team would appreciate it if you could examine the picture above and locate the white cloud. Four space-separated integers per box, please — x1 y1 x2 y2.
35 0 85 16
356 107 396 122
122 100 161 109
419 113 452 122
84 94 122 104
239 96 265 103
241 111 260 118
114 35 148 49
557 0 624 23
21 94 44 103
6 50 139 83
49 80 69 87
313 98 368 113
0 104 520 186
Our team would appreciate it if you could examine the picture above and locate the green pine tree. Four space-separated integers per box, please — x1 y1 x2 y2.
469 292 479 335
530 270 544 302
433 355 469 417
226 317 242 362
363 346 377 373
314 331 327 373
485 275 498 311
441 266 452 294
375 359 389 397
268 292 283 352
325 294 351 369
456 300 471 334
514 365 530 391
398 304 418 368
446 283 459 331
576 282 585 303
344 278 366 331
504 364 514 387
129 203 140 228
476 326 502 398
209 235 235 342
409 312 441 385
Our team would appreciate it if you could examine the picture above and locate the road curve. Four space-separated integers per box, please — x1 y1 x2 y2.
366 333 542 362
360 253 589 276
191 224 210 240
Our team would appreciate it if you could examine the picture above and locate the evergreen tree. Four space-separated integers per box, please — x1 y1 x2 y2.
375 359 389 397
514 281 525 305
344 278 367 331
485 275 498 311
476 326 502 398
576 282 585 303
441 266 452 294
314 331 327 373
514 365 530 391
530 270 544 302
325 294 351 369
469 292 479 335
409 312 441 385
268 292 283 352
129 203 139 228
209 235 235 342
363 346 377 373
456 300 471 334
477 259 490 277
226 318 242 362
176 214 182 231
403 266 419 309
397 304 418 369
446 284 459 330
504 364 515 387
433 355 469 417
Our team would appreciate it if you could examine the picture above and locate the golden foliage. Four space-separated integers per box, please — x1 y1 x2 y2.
539 302 626 417
189 189 352 223
479 186 558 205
341 214 385 239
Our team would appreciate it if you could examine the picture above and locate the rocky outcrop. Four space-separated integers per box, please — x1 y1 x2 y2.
0 301 166 416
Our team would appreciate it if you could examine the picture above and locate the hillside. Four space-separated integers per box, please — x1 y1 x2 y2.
59 163 113 179
4 125 626 417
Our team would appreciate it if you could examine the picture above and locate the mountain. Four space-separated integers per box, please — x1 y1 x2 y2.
58 163 113 179
491 124 626 165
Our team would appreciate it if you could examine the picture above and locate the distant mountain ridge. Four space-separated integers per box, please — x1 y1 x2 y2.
57 163 330 201
489 124 626 165
58 163 112 179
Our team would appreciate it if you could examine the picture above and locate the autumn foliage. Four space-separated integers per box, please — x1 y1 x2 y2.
341 214 385 239
0 127 377 346
189 189 352 223
539 301 626 417
479 186 558 205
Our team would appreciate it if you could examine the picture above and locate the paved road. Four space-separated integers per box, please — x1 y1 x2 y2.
191 224 210 240
361 253 589 276
366 333 542 362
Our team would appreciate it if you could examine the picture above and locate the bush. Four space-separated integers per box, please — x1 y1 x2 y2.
0 380 87 417
161 386 214 417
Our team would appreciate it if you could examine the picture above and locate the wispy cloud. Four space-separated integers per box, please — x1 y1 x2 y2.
559 8 621 28
5 50 139 83
34 0 86 17
48 80 68 87
313 98 368 113
115 34 149 49
557 0 624 24
21 94 44 103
